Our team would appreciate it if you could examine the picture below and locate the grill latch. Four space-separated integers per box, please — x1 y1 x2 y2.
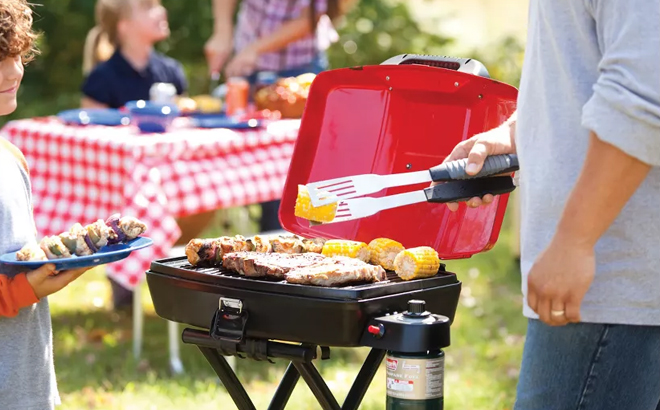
210 297 249 343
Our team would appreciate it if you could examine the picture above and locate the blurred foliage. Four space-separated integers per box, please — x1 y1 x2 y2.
469 36 524 88
2 0 522 125
327 0 453 67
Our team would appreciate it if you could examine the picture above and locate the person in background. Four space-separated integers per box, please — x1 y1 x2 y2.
0 1 91 408
80 0 191 310
439 1 660 409
203 0 344 233
81 0 187 109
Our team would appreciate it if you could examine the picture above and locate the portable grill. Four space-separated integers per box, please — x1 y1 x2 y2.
147 54 518 410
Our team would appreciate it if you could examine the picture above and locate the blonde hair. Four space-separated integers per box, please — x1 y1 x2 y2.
82 0 160 74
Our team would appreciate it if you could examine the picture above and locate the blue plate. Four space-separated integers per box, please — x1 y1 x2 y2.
57 108 131 126
0 237 153 271
191 114 263 129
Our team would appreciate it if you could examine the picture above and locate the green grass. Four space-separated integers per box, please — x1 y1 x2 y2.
49 208 527 410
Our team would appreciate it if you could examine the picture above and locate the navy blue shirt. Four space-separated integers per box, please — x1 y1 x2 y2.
81 49 187 108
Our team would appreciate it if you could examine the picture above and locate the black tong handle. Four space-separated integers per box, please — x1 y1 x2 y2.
429 154 518 182
424 176 516 203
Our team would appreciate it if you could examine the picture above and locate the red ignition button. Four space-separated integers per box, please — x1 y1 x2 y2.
367 324 385 338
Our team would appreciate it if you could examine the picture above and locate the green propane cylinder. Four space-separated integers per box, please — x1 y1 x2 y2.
384 300 446 410
385 349 444 409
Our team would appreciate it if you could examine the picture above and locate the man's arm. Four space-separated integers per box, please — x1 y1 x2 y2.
562 0 660 245
248 9 317 55
211 0 237 41
555 133 650 248
205 0 238 75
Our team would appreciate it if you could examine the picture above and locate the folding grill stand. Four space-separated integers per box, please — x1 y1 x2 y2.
182 328 386 410
181 298 451 410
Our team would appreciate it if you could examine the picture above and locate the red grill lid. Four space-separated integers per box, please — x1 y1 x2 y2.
279 63 518 260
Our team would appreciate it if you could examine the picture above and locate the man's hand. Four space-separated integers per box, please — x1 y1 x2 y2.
26 264 90 299
527 236 595 326
434 114 517 211
224 45 259 78
204 32 234 76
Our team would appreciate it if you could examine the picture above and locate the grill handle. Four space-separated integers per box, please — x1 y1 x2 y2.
424 176 516 204
429 154 519 181
380 54 490 78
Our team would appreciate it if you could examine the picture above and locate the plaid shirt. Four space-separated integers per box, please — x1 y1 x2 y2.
234 0 335 72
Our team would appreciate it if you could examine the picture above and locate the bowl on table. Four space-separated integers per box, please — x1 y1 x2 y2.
125 100 180 133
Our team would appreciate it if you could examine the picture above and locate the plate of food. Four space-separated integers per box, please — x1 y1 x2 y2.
57 108 131 127
0 214 153 270
190 114 263 129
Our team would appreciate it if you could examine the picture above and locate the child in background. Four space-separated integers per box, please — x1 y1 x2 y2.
0 1 91 408
81 0 187 108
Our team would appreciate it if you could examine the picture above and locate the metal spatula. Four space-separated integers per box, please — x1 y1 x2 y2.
306 154 518 207
313 176 517 225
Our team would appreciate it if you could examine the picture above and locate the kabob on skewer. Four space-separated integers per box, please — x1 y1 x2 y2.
16 214 148 261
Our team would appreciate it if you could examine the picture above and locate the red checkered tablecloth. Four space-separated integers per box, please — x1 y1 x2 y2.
0 117 300 289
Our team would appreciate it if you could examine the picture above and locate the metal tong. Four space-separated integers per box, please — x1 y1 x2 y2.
305 154 519 224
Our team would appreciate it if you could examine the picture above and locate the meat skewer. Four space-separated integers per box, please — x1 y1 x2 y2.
184 234 327 266
15 214 148 261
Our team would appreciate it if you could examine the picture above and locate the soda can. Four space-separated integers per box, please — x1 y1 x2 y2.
150 82 177 104
225 77 249 116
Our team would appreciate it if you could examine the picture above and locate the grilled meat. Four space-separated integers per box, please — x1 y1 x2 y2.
185 238 219 266
301 237 326 253
106 214 148 244
285 256 386 286
269 236 305 254
185 234 328 266
16 243 47 261
222 252 326 278
249 235 272 253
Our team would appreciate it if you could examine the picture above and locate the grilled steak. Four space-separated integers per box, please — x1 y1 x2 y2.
222 252 327 279
285 256 387 287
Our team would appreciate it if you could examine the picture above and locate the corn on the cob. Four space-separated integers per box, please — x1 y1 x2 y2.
368 238 404 270
294 185 337 223
321 239 371 262
393 246 440 280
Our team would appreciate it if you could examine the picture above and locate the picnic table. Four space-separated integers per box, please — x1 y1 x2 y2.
1 116 300 287
1 115 301 372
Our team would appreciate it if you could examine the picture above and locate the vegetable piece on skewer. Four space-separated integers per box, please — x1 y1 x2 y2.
39 236 72 259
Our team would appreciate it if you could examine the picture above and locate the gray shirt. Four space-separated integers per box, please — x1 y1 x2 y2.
516 0 660 325
0 147 59 408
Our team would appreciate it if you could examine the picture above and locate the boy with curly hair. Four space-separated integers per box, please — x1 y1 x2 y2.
0 1 91 408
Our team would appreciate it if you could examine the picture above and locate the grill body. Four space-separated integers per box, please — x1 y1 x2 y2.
147 256 461 347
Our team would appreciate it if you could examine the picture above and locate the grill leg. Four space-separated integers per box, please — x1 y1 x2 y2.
267 362 300 410
198 346 256 410
342 348 386 410
293 361 341 410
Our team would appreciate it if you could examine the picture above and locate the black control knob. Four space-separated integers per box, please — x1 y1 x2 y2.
408 300 426 313
403 299 429 319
